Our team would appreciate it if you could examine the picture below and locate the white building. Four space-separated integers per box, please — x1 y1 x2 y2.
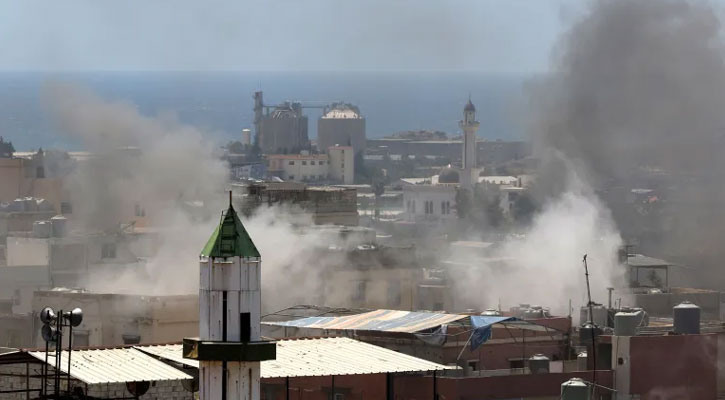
327 145 354 185
266 153 329 182
402 184 457 223
459 98 480 188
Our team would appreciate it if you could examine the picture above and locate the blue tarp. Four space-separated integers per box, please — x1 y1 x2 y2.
469 316 517 351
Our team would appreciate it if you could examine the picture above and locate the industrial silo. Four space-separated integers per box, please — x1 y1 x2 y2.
317 103 366 155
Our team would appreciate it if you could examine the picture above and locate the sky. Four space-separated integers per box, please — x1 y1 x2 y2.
0 0 582 74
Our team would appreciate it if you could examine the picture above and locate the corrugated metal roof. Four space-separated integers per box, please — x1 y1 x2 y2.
27 348 192 385
262 309 468 333
137 337 450 378
626 254 671 268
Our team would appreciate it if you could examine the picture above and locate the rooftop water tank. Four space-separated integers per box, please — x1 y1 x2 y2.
480 309 501 316
577 351 588 371
528 354 550 374
580 304 608 326
673 301 700 334
561 378 591 400
50 215 67 237
32 220 51 238
614 312 640 336
579 323 602 346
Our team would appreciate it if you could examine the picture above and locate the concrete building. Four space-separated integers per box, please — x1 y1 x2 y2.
234 182 359 226
327 145 354 185
266 153 329 182
0 150 73 213
459 98 480 188
402 183 458 223
254 92 310 154
317 103 366 156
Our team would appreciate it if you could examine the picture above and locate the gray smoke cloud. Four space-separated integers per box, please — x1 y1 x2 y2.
527 0 725 285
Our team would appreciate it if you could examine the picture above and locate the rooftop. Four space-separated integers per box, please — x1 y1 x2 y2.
200 202 260 258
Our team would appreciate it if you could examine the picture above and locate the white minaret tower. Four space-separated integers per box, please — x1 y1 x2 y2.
459 97 480 188
184 194 275 400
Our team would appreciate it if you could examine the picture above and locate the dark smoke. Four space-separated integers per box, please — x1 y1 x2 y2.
529 0 725 286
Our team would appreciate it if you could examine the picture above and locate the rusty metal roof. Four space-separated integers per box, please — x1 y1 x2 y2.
27 348 192 384
262 309 468 333
137 337 451 378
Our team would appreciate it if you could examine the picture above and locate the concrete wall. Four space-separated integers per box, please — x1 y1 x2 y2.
323 268 419 310
0 158 24 203
328 146 354 185
7 238 49 267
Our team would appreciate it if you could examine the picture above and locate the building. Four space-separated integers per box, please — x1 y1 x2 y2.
266 153 329 182
317 103 366 156
402 182 458 223
234 182 359 226
459 98 480 188
254 92 310 154
0 150 73 213
327 145 354 185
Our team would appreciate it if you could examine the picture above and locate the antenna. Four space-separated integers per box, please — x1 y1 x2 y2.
583 254 597 394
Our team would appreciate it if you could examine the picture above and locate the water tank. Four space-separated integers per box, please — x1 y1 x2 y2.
561 378 591 400
480 309 501 316
50 215 67 237
580 304 608 326
528 354 550 374
577 351 588 371
32 221 51 238
673 301 700 334
579 323 602 346
614 312 639 336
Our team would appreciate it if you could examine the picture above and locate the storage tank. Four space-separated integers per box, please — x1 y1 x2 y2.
528 354 550 374
32 221 51 238
561 378 590 400
577 351 588 371
580 304 608 326
50 215 67 237
579 323 602 346
673 301 700 334
614 312 640 336
480 309 501 316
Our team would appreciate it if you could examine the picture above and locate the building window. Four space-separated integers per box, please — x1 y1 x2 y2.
310 161 315 165
60 202 72 215
73 331 89 347
467 360 479 371
509 359 525 369
288 175 294 180
101 243 117 259
351 281 367 303
36 166 45 178
122 334 141 345
134 203 146 217
319 161 325 165
387 281 402 307
302 161 307 166
289 161 295 166
441 201 451 215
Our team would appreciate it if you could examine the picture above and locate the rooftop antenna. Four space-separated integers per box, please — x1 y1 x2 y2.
583 254 597 394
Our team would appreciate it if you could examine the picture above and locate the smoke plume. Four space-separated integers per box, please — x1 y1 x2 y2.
527 0 725 286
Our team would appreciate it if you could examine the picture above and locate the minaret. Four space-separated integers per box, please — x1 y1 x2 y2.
459 97 480 188
184 194 275 400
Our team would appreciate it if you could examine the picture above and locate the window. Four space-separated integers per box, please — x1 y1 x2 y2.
387 281 402 306
302 161 307 165
467 360 479 371
509 359 525 369
319 161 325 165
101 243 117 259
351 281 366 303
310 161 315 165
60 202 73 214
122 334 141 345
134 203 145 217
73 331 89 347
441 201 451 215
36 166 45 178
289 161 295 166
288 175 294 180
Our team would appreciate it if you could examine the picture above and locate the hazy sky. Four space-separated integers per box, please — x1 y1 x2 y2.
0 0 583 74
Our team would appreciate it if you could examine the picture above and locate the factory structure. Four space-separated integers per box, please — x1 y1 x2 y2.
317 102 366 156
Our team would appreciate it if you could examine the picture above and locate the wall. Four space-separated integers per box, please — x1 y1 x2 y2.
328 146 354 185
6 237 49 267
628 334 717 399
324 268 419 310
268 156 329 182
402 185 457 222
0 158 23 203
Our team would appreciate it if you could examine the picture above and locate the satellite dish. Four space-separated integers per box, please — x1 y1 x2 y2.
66 308 83 327
40 307 56 324
126 381 150 397
41 325 58 343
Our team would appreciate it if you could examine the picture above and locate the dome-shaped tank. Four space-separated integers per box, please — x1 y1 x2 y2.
673 301 700 334
32 220 51 238
480 309 501 316
528 354 550 374
561 378 590 400
50 215 67 237
614 312 639 336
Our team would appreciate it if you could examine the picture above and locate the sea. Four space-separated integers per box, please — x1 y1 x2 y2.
0 71 528 151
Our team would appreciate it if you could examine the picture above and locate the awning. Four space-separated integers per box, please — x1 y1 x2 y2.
470 316 516 351
137 337 452 378
263 309 469 333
